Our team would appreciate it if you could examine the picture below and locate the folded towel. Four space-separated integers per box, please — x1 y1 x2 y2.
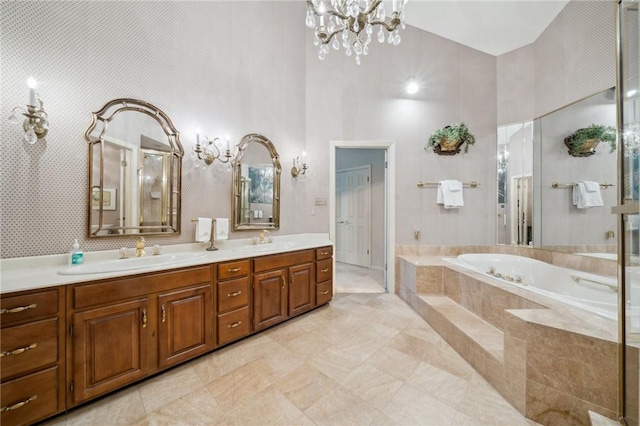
196 217 212 242
573 181 603 208
215 218 229 241
583 181 600 192
437 180 464 209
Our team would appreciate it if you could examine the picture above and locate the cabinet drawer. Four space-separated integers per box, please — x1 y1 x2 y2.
217 277 250 313
217 306 250 346
316 281 333 306
217 260 250 280
1 318 58 381
316 259 332 283
1 289 59 327
316 246 333 260
1 366 60 426
254 250 314 273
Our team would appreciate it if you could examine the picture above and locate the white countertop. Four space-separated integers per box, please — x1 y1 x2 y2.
0 234 333 294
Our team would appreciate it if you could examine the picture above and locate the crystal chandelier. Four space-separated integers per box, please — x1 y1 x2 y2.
306 0 408 65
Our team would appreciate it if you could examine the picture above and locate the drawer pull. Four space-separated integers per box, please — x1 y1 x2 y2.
142 308 148 328
227 321 242 329
1 395 37 412
282 276 286 289
321 268 329 273
321 290 330 295
0 343 38 358
161 304 166 323
320 251 329 256
228 267 242 273
1 303 37 314
227 291 242 297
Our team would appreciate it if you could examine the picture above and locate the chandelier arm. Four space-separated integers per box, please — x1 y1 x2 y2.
368 19 400 32
363 0 383 16
321 28 348 44
306 0 349 20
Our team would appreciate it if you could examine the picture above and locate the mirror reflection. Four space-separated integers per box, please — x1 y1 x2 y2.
496 121 534 246
535 87 617 254
232 134 281 231
85 99 183 237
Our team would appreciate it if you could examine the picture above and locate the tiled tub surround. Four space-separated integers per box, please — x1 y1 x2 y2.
396 248 619 426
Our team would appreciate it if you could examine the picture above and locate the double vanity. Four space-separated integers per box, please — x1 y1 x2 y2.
0 235 333 426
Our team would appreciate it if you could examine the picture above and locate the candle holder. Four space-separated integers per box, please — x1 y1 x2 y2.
8 97 49 144
291 153 308 177
193 135 234 166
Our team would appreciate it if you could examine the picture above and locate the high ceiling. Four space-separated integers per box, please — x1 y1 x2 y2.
403 0 570 56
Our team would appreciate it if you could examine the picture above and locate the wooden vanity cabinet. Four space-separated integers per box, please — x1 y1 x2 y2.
68 266 213 406
252 249 315 332
0 287 66 426
216 259 251 346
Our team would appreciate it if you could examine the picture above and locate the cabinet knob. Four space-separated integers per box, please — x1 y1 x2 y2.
1 395 37 412
0 342 37 358
1 303 37 315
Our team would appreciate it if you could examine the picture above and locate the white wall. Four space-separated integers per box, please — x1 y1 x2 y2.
1 1 499 258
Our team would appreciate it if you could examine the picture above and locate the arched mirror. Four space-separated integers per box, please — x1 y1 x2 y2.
232 134 281 231
85 98 183 237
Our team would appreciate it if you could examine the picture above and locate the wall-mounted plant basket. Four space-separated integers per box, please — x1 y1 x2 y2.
426 122 476 156
564 124 616 157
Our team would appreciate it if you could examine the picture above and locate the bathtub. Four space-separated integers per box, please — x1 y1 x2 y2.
443 253 618 321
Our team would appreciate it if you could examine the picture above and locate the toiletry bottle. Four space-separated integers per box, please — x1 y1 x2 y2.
70 239 84 266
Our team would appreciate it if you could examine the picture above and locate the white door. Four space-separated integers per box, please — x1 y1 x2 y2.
336 165 371 267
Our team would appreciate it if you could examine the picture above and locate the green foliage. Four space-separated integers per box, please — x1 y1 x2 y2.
426 122 476 154
565 124 616 156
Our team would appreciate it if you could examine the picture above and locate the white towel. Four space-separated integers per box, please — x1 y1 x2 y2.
195 217 212 242
437 180 464 209
215 218 229 241
573 181 603 208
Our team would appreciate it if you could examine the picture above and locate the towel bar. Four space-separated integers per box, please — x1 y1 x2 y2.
417 181 479 188
551 182 615 189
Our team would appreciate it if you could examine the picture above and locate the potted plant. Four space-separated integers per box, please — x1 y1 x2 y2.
564 124 616 157
426 122 476 155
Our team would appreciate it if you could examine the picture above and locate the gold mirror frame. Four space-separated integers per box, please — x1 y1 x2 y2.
232 134 281 231
85 98 184 238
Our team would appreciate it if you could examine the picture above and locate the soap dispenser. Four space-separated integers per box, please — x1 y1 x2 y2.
70 239 84 266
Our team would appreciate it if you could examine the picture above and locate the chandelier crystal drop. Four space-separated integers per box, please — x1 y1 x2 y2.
306 0 408 65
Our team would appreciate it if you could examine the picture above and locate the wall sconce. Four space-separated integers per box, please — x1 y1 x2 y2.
193 132 233 166
291 151 308 177
8 77 49 144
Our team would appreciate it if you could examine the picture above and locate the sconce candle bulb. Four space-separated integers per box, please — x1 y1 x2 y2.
193 133 235 166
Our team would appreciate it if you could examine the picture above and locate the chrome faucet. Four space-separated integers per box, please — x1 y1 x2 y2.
136 236 146 257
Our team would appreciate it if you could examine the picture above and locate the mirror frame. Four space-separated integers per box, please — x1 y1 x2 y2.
232 133 281 231
85 98 184 238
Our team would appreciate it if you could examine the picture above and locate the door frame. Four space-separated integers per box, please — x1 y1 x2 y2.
329 140 396 294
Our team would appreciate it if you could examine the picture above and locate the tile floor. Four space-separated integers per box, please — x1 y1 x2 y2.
44 294 538 426
334 262 385 293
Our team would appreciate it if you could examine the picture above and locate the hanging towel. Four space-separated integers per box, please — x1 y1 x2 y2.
572 181 603 208
215 218 229 241
196 217 212 242
437 180 464 209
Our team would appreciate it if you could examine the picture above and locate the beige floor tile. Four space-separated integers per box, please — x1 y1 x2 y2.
223 387 312 425
138 365 205 414
308 345 365 383
275 363 340 411
405 361 469 409
382 382 458 425
365 346 422 381
339 363 403 408
63 387 146 426
134 386 223 426
304 384 382 425
335 262 385 293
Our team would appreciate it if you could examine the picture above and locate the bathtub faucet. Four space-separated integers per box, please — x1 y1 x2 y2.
487 267 525 285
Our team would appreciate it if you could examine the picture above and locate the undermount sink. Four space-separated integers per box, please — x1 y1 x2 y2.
58 253 207 275
233 242 297 253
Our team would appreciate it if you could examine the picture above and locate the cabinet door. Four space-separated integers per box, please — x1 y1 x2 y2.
252 269 287 331
72 298 149 404
289 263 315 317
158 285 213 369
